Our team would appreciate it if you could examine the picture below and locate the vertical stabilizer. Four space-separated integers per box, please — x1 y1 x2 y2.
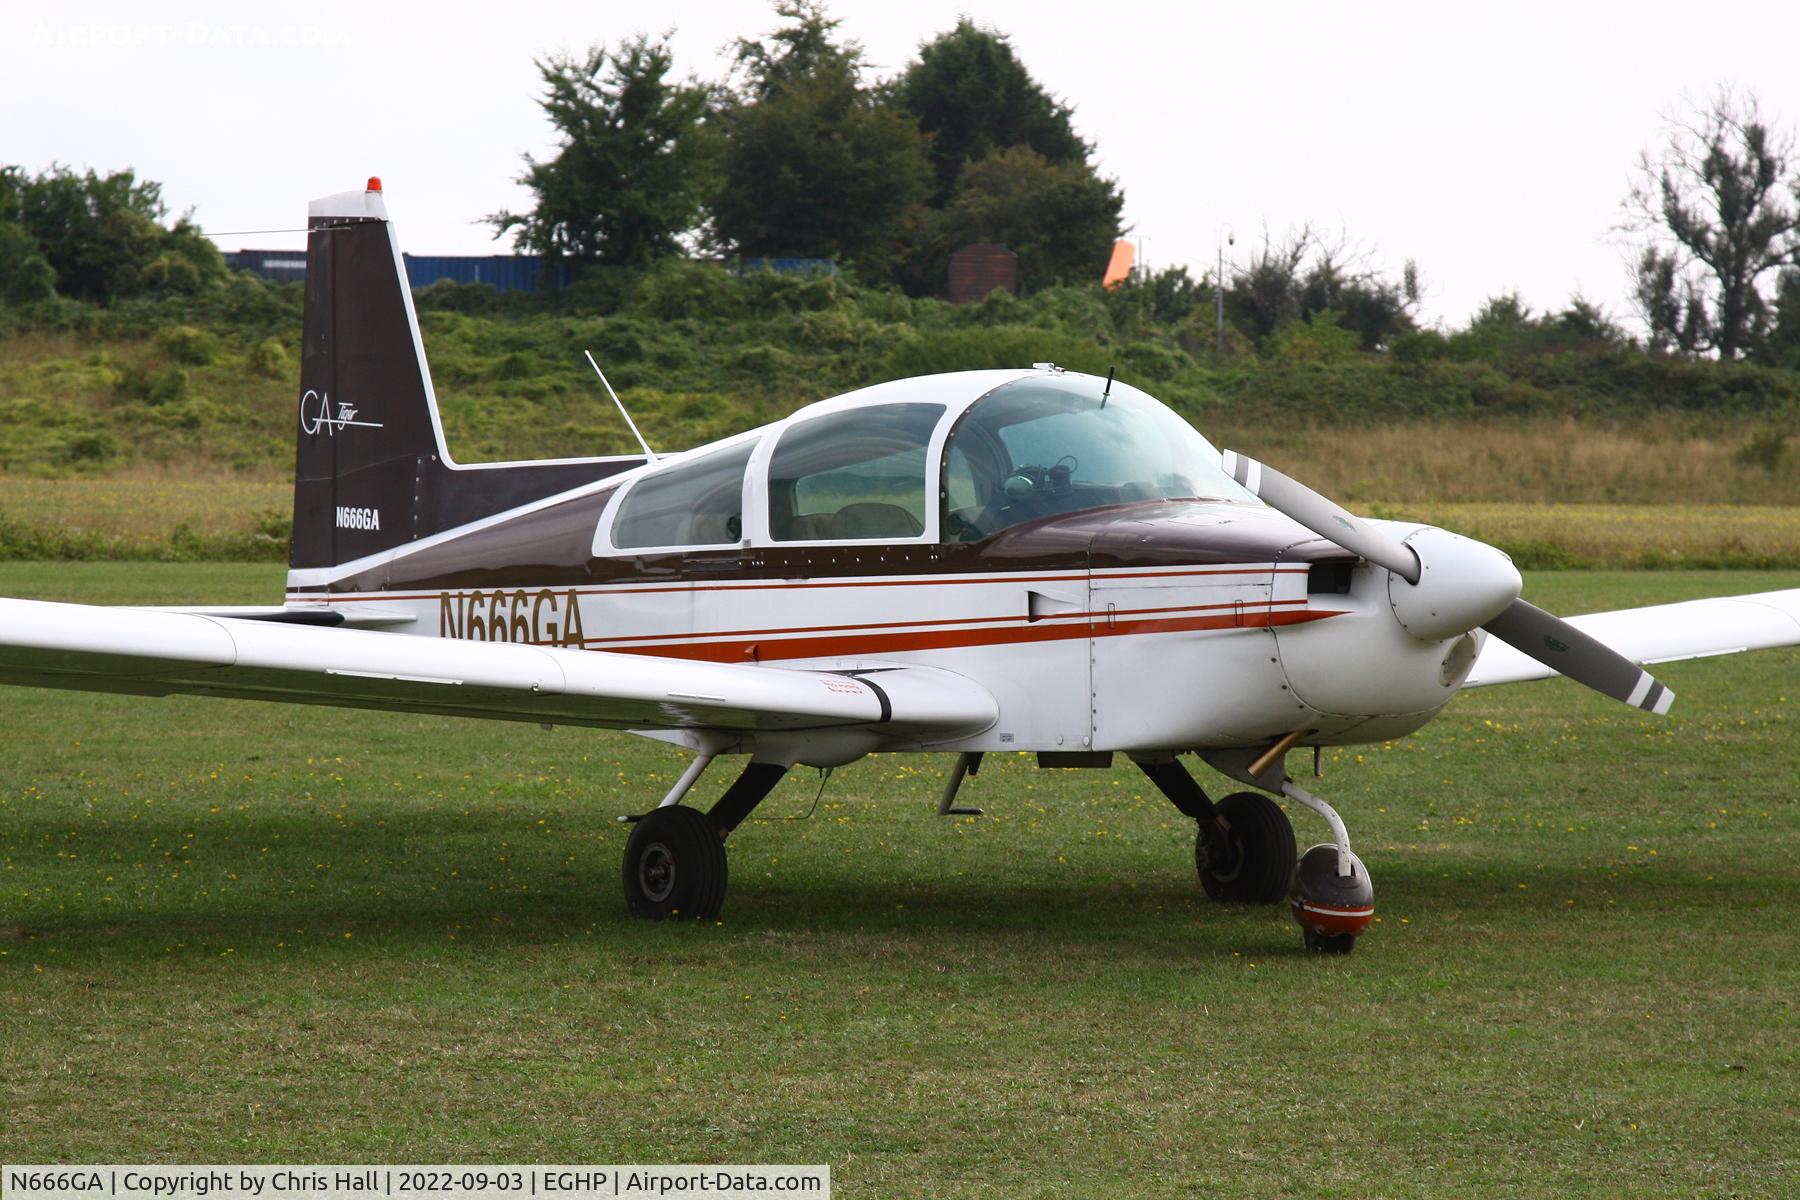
290 181 640 577
293 180 440 569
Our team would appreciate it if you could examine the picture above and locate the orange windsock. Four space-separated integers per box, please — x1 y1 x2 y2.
1102 240 1135 290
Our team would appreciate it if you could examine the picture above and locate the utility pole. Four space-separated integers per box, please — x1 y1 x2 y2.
1216 224 1234 356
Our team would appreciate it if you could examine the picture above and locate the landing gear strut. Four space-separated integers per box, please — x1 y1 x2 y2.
620 758 788 921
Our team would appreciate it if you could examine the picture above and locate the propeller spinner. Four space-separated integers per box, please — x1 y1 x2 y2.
1221 451 1675 715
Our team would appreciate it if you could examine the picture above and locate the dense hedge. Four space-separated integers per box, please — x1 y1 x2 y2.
2 263 1796 477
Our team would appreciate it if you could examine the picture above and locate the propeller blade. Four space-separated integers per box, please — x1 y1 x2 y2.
1482 598 1675 715
1221 451 1420 584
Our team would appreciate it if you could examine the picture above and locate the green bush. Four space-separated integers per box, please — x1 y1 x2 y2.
139 252 207 294
1267 312 1364 364
414 278 500 314
105 360 192 408
1391 330 1449 364
634 258 742 320
60 428 123 465
249 337 291 379
1736 427 1790 471
154 324 218 364
1117 339 1191 381
884 324 1111 378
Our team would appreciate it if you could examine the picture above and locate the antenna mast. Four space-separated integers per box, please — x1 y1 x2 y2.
584 350 657 462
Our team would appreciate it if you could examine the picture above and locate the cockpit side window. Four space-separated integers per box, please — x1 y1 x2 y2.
611 439 754 549
767 403 944 541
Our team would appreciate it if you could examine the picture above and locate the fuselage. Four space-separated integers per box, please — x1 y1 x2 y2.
284 369 1479 756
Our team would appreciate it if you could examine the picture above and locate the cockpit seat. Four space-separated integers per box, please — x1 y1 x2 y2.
782 513 837 540
830 502 924 539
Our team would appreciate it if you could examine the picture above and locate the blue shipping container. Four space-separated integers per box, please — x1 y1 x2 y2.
226 251 565 292
402 254 568 291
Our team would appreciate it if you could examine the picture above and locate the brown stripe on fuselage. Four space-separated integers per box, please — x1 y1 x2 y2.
289 565 1309 605
290 497 1341 596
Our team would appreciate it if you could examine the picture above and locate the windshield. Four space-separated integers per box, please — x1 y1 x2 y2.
943 374 1256 542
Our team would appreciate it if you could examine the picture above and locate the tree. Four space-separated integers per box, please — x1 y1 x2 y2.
1227 227 1312 341
489 35 714 269
892 20 1089 205
0 164 224 303
1623 89 1800 359
1220 226 1417 350
0 220 56 305
711 3 931 273
1296 245 1417 351
934 146 1122 289
1763 267 1800 366
729 0 857 100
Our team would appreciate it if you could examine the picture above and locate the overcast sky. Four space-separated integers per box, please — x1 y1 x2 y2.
6 0 1798 328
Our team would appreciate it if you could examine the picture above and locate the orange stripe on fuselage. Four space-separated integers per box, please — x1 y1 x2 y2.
600 607 1345 663
574 597 1312 649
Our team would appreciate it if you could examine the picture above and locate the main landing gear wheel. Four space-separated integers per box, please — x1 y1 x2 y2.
1197 791 1296 905
623 805 727 920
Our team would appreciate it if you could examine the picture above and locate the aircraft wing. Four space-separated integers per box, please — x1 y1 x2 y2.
0 598 995 742
1465 588 1800 689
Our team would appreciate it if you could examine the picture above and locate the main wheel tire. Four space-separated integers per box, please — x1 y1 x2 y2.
623 805 728 920
1196 791 1297 905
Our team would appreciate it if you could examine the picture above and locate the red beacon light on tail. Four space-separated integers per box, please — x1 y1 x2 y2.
366 176 382 193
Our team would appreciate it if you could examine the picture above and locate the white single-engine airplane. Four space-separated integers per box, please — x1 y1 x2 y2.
4 181 1798 953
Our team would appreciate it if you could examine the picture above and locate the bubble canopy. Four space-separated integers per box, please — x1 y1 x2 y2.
942 373 1257 542
591 370 1260 553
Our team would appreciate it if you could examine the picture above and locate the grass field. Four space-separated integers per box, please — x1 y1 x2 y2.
2 564 1798 1196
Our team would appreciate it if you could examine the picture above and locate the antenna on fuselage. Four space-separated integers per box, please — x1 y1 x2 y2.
1101 365 1116 409
583 349 657 462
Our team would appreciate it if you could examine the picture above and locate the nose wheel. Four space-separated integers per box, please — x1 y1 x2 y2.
1283 782 1375 955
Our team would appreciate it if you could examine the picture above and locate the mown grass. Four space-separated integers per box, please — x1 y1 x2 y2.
2 564 1796 1195
0 474 289 561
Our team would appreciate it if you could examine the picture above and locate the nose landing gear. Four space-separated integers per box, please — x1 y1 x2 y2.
1149 745 1378 956
1280 780 1374 955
